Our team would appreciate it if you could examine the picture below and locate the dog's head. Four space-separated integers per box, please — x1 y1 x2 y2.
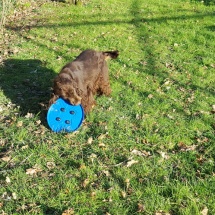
52 73 82 106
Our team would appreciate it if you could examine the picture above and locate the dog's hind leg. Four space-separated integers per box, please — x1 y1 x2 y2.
98 62 112 96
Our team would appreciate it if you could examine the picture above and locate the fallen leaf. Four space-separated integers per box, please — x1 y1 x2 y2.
46 162 56 170
1 156 11 162
82 178 90 188
21 145 29 150
212 105 215 114
158 151 169 159
177 142 197 151
51 37 58 42
89 153 97 162
16 121 23 127
12 192 17 200
137 203 145 213
79 164 86 170
2 192 11 201
131 149 151 157
36 120 41 125
103 170 110 177
62 208 75 215
126 159 139 167
107 106 113 111
98 134 106 140
121 191 127 198
26 166 42 175
98 143 106 148
87 137 93 144
148 94 153 99
125 178 130 188
136 114 141 120
155 210 171 215
6 176 11 183
26 168 37 175
165 62 174 69
167 114 174 119
90 191 96 198
57 56 62 60
163 80 171 85
201 207 208 215
25 112 34 118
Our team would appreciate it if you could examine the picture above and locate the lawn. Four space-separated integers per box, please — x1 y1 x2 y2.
0 0 215 214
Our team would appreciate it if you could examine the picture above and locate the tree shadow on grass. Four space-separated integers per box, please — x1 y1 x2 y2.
192 0 215 6
206 25 215 31
0 59 55 123
40 205 63 215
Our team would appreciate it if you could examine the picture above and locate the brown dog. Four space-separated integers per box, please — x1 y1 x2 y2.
49 50 119 114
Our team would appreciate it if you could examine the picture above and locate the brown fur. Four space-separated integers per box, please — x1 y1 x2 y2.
49 49 119 114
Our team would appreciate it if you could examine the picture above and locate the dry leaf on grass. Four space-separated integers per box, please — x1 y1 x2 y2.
6 176 11 183
137 203 145 213
98 143 106 148
46 162 56 170
12 192 17 200
211 104 215 113
131 149 151 157
155 210 171 215
158 151 169 159
98 133 107 140
82 178 90 188
102 170 110 177
2 192 11 201
201 207 208 215
62 208 75 215
89 153 97 163
87 137 93 144
90 191 96 198
16 121 23 127
121 191 127 198
26 165 42 175
125 178 130 189
25 112 34 118
79 164 86 170
126 159 139 167
36 120 41 125
1 156 11 162
148 94 153 99
177 142 197 152
21 145 29 150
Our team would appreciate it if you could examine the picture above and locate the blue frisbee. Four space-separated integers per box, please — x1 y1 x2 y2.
47 98 84 133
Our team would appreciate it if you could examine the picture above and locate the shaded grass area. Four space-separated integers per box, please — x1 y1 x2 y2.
192 0 215 6
0 0 215 214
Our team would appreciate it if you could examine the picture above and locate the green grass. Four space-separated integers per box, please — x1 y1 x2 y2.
0 0 215 214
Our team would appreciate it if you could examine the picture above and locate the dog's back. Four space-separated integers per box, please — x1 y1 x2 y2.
62 49 119 77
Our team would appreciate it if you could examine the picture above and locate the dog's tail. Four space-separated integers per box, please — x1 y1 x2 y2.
103 50 119 59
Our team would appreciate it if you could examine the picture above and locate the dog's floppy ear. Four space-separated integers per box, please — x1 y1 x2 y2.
56 70 74 85
103 50 119 59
